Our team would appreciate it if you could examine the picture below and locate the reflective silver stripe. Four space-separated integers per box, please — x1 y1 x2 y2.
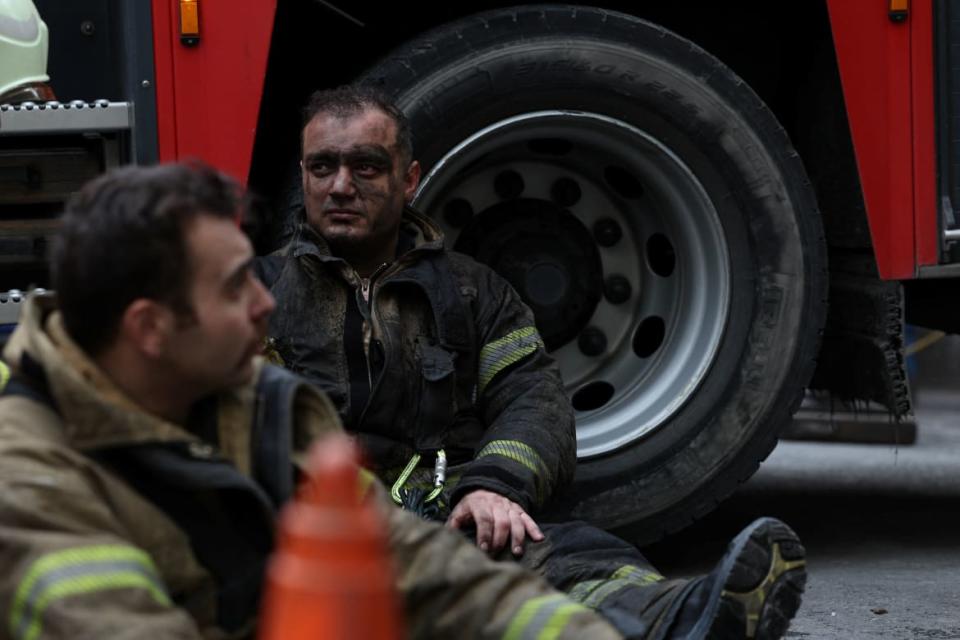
476 439 551 505
568 564 663 609
568 565 664 610
504 594 588 640
478 326 543 394
580 578 635 609
567 579 604 602
11 546 169 640
611 564 663 585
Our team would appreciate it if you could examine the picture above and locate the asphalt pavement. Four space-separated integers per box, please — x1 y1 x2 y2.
641 341 960 639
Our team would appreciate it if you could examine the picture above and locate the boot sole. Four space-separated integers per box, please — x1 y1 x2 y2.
695 517 807 640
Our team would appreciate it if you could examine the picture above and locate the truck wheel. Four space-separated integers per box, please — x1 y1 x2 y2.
359 5 827 543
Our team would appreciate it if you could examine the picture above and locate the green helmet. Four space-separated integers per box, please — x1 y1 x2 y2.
0 0 49 101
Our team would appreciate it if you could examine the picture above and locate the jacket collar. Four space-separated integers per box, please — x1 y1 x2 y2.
289 205 446 262
3 293 257 452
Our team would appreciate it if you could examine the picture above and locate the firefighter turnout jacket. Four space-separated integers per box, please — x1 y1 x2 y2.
0 294 621 639
257 207 576 514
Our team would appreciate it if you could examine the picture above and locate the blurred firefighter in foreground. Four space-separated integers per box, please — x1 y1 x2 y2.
0 163 804 638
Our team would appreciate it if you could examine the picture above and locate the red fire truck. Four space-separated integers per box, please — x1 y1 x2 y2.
1 0 954 542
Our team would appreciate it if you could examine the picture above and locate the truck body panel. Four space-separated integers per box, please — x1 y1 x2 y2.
150 0 275 184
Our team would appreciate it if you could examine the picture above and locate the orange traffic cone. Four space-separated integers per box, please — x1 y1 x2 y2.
259 436 404 640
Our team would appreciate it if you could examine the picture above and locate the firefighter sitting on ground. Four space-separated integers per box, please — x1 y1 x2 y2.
0 163 805 638
255 84 806 636
255 85 571 555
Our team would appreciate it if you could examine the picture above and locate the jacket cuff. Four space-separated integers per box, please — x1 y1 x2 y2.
453 462 537 513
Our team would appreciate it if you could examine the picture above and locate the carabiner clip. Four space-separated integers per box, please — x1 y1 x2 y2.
390 449 447 506
427 449 447 503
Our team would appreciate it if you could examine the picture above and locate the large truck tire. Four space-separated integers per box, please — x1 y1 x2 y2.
357 5 827 543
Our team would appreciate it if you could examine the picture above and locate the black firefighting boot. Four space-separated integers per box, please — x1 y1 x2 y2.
665 517 807 639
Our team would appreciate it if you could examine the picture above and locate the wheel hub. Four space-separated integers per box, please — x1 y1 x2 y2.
455 198 603 350
415 111 730 458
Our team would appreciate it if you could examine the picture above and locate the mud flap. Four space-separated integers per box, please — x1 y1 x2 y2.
809 269 910 417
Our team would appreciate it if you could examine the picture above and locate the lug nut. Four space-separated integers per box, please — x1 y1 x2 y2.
550 177 582 207
604 275 632 304
443 198 474 229
578 326 607 357
593 218 623 247
494 170 525 200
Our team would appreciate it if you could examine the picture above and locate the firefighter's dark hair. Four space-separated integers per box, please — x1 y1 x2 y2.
301 85 413 165
52 162 252 355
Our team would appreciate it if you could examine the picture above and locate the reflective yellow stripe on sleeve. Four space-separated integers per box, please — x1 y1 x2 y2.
0 360 10 392
478 326 544 394
10 545 170 640
475 439 551 505
504 593 590 640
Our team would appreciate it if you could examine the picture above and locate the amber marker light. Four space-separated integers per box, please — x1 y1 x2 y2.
889 0 909 23
180 0 200 46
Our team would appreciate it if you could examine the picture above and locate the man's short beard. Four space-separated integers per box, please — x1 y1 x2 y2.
324 221 402 271
324 231 362 255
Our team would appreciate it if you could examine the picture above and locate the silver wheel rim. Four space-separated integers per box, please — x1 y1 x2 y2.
415 111 731 458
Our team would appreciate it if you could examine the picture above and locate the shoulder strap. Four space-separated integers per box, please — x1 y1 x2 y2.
250 364 309 507
0 354 59 414
84 364 308 632
93 443 275 633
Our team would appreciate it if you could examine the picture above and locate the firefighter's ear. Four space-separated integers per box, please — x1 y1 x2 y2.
120 298 173 358
403 160 421 203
